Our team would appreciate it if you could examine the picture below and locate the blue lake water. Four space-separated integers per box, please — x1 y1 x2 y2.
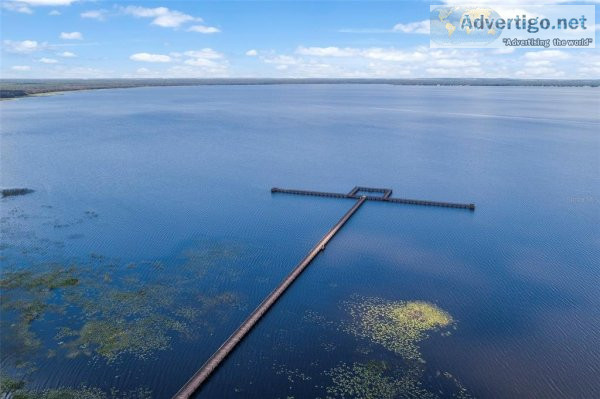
1 85 599 398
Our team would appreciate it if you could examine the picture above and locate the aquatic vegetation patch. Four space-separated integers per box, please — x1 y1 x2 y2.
56 277 239 362
323 359 467 399
344 297 453 361
1 266 78 291
273 361 312 384
181 245 241 278
325 361 399 399
0 375 152 399
1 243 245 367
324 360 438 399
1 188 34 198
58 317 173 361
278 297 467 398
1 266 80 366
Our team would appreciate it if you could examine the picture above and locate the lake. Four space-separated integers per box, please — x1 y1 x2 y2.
1 84 599 398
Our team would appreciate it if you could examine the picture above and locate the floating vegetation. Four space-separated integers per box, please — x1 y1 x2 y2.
0 375 25 393
1 266 79 291
344 297 453 361
325 361 401 399
1 266 79 366
272 362 312 384
0 375 152 399
1 188 34 198
0 198 248 393
181 245 241 279
58 316 173 361
324 360 440 399
1 243 245 373
274 298 469 398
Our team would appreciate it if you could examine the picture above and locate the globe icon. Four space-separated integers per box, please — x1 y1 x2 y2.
430 6 503 46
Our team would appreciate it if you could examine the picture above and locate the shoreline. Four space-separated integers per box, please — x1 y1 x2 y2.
2 78 599 100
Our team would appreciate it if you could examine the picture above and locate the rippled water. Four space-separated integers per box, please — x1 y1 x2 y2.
1 85 599 398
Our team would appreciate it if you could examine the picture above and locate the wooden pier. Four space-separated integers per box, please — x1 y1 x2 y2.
272 186 475 210
173 186 474 398
173 196 367 398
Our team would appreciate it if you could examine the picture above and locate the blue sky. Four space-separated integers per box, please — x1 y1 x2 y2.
1 0 599 78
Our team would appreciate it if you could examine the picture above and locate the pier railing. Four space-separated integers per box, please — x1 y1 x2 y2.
271 186 475 210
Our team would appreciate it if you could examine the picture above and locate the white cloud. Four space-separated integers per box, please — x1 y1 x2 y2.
39 57 58 64
523 50 569 61
578 62 600 75
263 54 300 65
339 19 428 35
246 49 258 56
40 66 111 78
187 25 220 34
273 44 599 78
515 66 566 78
58 51 76 57
2 2 33 14
256 46 526 78
296 46 431 63
164 48 230 75
81 9 107 21
525 60 552 68
392 20 430 34
11 65 31 71
434 58 480 68
60 31 83 40
130 53 172 63
165 65 228 77
3 39 42 53
425 66 485 77
122 6 197 28
493 48 515 55
296 46 358 57
48 9 60 15
441 0 600 4
362 48 427 62
183 48 223 59
184 58 220 67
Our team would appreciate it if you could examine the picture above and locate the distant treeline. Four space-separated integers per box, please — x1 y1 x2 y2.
1 78 598 99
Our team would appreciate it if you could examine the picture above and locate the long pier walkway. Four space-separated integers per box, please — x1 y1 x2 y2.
173 186 475 398
173 196 367 398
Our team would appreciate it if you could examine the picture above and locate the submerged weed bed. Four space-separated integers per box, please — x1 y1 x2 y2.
0 375 152 399
0 243 245 396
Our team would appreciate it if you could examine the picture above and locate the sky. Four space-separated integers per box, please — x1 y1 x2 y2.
1 0 599 79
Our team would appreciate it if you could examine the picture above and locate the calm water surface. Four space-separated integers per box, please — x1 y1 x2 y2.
1 85 599 398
